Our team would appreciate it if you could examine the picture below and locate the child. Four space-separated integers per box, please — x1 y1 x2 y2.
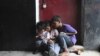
35 21 50 53
44 21 60 56
51 16 76 53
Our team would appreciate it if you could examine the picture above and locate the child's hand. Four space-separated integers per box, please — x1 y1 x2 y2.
51 37 55 40
36 36 39 38
48 40 54 44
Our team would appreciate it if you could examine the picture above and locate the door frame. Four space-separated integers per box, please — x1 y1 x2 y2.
35 0 40 23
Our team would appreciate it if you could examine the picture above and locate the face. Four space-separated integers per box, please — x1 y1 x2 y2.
38 29 45 34
45 26 51 32
52 21 60 28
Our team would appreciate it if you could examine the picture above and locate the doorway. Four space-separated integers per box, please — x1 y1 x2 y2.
38 0 82 45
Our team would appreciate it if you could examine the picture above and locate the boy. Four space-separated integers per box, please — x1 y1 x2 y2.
51 15 77 52
35 21 50 53
44 21 60 56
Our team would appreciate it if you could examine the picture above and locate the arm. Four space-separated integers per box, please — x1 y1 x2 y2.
64 24 77 35
44 32 51 40
60 32 76 35
65 32 77 35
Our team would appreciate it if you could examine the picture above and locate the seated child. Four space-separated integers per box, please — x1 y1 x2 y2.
44 21 60 56
35 21 50 53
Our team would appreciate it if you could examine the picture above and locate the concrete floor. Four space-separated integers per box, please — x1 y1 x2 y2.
80 51 100 56
0 51 42 56
0 51 99 56
60 50 100 56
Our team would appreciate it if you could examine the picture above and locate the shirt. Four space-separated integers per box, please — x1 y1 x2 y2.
50 29 59 38
39 31 51 43
57 24 77 44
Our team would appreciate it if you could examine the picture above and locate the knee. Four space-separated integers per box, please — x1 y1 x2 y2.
35 41 42 47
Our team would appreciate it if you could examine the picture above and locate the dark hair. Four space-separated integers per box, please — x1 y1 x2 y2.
44 21 50 29
36 21 45 31
51 15 61 23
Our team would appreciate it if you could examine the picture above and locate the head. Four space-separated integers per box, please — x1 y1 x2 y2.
51 15 62 28
36 21 45 34
44 21 51 32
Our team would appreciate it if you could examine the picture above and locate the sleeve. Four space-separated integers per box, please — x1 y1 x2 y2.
54 29 59 36
45 32 51 39
64 24 77 33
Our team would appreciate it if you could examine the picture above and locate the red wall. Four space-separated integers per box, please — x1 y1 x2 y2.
39 0 82 44
39 0 78 27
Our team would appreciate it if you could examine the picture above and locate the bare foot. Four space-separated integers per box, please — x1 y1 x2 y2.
60 52 69 56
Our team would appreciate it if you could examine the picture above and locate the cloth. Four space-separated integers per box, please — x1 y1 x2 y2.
49 43 60 56
50 29 59 38
57 24 77 44
56 33 74 50
37 31 51 44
